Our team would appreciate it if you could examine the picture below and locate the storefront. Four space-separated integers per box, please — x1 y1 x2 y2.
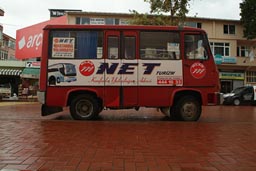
20 62 40 97
0 61 40 99
214 55 246 93
0 61 25 98
219 72 245 93
14 16 66 100
0 68 23 97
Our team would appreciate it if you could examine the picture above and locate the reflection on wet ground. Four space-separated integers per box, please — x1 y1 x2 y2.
0 102 256 170
1 102 256 122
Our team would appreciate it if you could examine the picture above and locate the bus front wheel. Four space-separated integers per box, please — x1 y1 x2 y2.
70 94 99 120
172 96 201 121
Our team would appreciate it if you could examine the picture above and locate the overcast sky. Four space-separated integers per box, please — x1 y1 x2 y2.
0 0 242 38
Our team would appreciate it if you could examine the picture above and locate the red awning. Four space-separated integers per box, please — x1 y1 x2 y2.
15 16 67 60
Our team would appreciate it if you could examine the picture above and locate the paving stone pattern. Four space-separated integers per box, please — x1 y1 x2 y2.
0 103 256 171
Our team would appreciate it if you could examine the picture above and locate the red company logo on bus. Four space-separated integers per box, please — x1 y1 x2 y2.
190 62 206 79
79 61 95 76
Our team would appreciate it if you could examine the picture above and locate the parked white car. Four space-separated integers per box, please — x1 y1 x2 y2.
0 83 12 99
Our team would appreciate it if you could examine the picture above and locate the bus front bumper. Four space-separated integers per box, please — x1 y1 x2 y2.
37 91 63 116
37 91 45 104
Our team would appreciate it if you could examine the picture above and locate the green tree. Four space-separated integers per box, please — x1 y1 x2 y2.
129 10 172 25
130 0 191 25
240 0 256 39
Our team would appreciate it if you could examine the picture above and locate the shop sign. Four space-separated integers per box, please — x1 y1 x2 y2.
26 61 41 68
49 9 82 18
222 57 237 64
219 72 244 80
50 10 65 17
16 16 67 59
214 54 222 65
214 55 237 64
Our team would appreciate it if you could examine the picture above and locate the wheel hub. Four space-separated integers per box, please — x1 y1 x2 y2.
183 103 196 118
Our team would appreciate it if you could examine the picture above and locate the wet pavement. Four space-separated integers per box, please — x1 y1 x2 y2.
0 102 256 171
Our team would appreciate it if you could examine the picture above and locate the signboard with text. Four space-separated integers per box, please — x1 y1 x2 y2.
15 16 67 59
52 37 75 58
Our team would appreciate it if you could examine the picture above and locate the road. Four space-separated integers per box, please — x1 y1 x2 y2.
0 102 256 171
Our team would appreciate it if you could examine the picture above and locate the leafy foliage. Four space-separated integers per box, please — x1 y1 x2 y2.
240 0 256 39
129 10 172 25
130 0 191 26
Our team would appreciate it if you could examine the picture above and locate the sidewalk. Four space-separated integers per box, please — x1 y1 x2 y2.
0 101 38 107
0 96 38 104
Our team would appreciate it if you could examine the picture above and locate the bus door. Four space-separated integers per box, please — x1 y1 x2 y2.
182 32 217 87
104 31 138 107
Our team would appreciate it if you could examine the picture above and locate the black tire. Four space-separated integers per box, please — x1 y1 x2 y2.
233 98 240 106
172 96 201 121
70 94 99 120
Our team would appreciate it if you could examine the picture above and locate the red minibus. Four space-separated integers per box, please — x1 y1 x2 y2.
38 25 220 121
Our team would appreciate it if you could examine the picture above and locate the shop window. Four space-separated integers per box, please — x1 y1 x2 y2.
140 31 180 60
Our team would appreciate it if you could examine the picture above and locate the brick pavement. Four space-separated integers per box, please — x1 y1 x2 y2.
0 102 256 171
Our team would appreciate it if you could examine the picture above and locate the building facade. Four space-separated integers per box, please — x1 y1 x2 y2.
0 8 39 100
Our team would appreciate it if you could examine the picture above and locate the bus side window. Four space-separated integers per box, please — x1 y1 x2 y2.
124 36 136 59
108 36 119 59
185 34 208 60
50 30 103 59
140 31 180 60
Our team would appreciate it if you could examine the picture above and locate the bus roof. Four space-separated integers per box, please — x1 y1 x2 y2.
43 24 204 32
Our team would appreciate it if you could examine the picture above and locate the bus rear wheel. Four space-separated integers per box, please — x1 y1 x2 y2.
172 96 201 121
70 94 99 120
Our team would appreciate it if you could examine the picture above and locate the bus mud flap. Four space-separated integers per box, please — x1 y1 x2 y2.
42 104 63 116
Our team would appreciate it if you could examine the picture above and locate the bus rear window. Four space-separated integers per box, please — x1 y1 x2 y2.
49 30 103 59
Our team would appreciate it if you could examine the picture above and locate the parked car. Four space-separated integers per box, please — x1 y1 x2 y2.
0 83 12 99
223 86 256 106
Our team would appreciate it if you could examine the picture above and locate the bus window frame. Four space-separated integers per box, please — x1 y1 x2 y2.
48 30 104 60
183 32 210 61
139 30 181 60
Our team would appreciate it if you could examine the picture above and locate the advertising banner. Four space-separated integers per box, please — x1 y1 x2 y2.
47 59 183 87
52 37 75 58
15 16 67 59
